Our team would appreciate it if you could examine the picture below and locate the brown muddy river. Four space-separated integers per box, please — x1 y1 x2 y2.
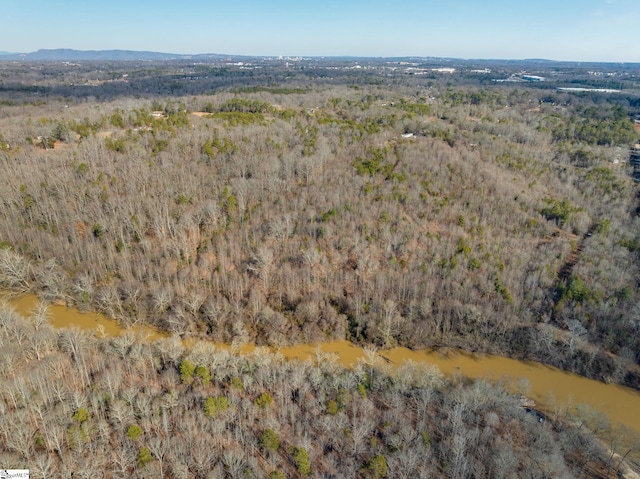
5 293 640 432
7 293 165 340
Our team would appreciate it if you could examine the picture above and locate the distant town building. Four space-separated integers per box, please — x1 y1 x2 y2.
557 87 621 93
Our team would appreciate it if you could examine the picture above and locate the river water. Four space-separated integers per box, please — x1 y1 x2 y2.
5 293 640 432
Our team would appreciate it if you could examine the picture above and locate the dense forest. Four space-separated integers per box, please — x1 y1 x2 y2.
1 59 640 476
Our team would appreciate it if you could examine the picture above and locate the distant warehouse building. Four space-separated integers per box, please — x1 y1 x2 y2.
522 75 546 82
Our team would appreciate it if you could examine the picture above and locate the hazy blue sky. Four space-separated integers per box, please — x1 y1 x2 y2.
2 0 638 61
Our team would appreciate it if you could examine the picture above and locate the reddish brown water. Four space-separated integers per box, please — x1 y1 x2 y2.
279 342 640 431
5 293 640 431
6 293 163 340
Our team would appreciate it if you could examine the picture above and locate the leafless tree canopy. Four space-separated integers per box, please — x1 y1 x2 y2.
1 59 640 476
1 63 639 387
0 304 630 478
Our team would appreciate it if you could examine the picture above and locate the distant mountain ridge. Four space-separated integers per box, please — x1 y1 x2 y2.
0 49 637 67
0 49 230 61
0 49 556 63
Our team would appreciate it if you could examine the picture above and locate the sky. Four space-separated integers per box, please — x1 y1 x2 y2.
2 0 638 62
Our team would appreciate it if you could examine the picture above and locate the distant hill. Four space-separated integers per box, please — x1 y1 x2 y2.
0 49 239 62
1 49 638 69
2 49 192 61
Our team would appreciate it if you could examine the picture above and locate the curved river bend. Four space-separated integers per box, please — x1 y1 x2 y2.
6 293 640 432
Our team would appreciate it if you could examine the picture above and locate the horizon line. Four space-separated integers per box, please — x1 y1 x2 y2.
1 48 639 65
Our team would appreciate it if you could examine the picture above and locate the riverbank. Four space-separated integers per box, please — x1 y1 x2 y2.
4 292 640 433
